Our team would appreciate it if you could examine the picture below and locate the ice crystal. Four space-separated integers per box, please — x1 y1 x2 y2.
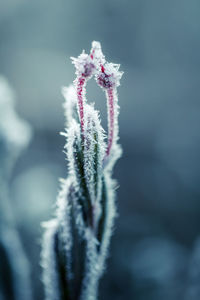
42 41 123 300
62 85 78 127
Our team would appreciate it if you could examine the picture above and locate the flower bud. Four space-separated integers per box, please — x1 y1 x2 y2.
71 52 96 78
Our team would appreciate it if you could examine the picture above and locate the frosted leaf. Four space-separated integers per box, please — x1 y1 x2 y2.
97 175 117 276
83 104 106 227
65 119 82 190
62 84 78 126
84 105 105 190
41 220 61 300
104 143 123 171
64 120 92 230
56 178 73 280
80 228 99 300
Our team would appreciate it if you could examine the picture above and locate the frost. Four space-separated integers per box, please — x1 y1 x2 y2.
97 175 117 275
41 220 61 300
83 104 106 221
103 87 123 168
71 52 95 78
80 228 99 300
64 119 82 191
62 85 78 127
56 178 73 280
96 63 123 89
91 41 105 65
42 41 123 300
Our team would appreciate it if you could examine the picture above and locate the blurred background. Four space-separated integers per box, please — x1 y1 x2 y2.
0 0 200 299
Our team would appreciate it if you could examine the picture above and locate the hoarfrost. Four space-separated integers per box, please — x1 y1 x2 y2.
42 41 123 300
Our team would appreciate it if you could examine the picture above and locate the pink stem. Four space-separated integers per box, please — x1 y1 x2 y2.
77 77 86 133
106 88 115 157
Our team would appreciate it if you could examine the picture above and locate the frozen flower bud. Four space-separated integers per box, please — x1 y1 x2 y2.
96 63 123 89
71 52 96 78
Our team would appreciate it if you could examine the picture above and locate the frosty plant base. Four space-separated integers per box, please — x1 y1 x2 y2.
41 41 123 300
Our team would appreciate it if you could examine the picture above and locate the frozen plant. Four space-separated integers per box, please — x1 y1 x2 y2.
0 76 33 300
41 41 123 300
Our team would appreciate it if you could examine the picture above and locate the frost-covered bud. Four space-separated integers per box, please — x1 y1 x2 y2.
96 63 123 89
71 52 96 78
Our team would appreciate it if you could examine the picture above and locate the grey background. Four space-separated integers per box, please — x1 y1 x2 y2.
1 0 200 299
